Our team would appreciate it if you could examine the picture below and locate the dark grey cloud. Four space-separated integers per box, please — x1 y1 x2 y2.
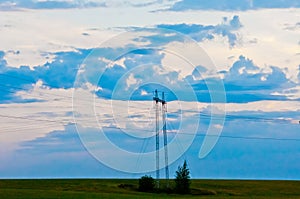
0 51 38 103
0 0 106 10
157 15 242 47
19 124 155 162
96 48 166 99
0 24 297 105
189 56 296 103
1 47 297 104
188 116 300 179
170 0 300 11
130 0 163 7
0 46 165 103
0 124 134 178
284 22 300 31
0 49 92 103
224 56 289 89
82 32 90 36
20 124 84 154
4 115 300 178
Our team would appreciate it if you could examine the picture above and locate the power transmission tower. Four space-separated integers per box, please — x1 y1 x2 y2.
162 92 169 188
153 90 160 188
153 90 169 189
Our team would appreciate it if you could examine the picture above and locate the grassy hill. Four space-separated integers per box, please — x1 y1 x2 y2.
1 179 300 198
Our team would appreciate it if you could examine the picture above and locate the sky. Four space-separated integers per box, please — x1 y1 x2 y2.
0 0 299 179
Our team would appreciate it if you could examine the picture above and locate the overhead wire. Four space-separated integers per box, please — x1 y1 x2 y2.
0 72 299 141
0 75 158 107
1 111 299 142
0 74 297 125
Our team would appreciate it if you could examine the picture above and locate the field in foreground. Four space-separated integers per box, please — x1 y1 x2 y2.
0 179 300 198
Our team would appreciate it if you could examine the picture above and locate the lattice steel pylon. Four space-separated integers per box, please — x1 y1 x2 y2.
162 92 169 187
153 90 169 188
153 90 160 188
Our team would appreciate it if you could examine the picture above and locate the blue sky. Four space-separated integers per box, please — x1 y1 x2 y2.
0 0 299 179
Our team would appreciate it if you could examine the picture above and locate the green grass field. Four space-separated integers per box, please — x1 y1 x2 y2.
1 179 300 198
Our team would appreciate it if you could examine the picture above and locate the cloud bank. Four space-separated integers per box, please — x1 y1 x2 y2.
170 0 300 11
157 15 242 47
0 0 106 10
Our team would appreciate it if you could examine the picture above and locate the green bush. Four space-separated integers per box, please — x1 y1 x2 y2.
138 175 155 192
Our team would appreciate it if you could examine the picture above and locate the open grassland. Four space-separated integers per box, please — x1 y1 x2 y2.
0 179 300 198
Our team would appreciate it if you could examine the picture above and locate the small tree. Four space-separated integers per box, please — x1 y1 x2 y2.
174 160 191 194
138 175 155 192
